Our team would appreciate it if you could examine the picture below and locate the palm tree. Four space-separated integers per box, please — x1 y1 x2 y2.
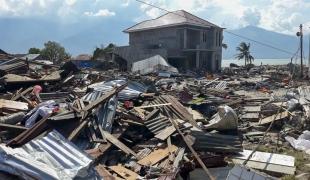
222 43 228 50
235 42 254 66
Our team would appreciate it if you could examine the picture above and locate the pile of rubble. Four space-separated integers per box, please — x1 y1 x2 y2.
0 61 309 180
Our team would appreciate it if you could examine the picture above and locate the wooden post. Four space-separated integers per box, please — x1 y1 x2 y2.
170 118 215 180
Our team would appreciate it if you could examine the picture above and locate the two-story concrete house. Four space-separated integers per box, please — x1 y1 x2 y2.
113 10 223 72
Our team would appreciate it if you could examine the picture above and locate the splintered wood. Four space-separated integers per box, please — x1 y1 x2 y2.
102 131 138 158
109 165 138 180
0 99 28 111
155 126 176 140
258 111 289 125
137 145 177 166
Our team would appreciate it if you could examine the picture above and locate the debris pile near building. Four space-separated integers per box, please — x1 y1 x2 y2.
0 62 309 180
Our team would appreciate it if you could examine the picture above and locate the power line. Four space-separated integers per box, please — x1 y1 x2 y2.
135 0 296 56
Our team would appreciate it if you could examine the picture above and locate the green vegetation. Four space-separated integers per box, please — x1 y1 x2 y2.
235 42 254 66
40 41 70 64
92 43 116 60
28 47 41 54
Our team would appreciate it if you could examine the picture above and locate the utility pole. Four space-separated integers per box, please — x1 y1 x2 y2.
297 24 303 77
308 27 310 77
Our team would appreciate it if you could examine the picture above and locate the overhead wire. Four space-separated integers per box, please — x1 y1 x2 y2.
135 0 296 56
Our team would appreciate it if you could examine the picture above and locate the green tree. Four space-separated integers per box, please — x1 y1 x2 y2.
28 47 41 54
235 42 254 66
222 43 228 50
92 43 116 60
41 41 70 64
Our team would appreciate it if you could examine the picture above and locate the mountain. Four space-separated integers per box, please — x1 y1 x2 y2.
223 26 309 59
0 18 308 59
0 18 129 55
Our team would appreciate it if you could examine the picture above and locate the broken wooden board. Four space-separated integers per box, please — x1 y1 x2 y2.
109 165 138 180
137 145 177 166
0 99 28 111
137 103 171 109
102 131 138 158
240 113 259 121
173 148 185 168
258 111 288 125
243 106 261 112
155 126 176 140
96 165 123 180
232 150 295 175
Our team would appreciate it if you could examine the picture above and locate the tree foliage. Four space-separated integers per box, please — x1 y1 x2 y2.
222 43 228 49
28 47 41 54
41 41 70 64
235 42 254 66
92 43 116 60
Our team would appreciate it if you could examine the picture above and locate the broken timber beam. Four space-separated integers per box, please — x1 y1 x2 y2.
68 83 127 141
7 114 52 147
170 118 215 180
11 86 33 101
102 130 138 159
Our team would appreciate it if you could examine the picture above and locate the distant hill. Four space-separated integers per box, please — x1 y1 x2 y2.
0 18 129 55
0 18 308 58
223 26 309 59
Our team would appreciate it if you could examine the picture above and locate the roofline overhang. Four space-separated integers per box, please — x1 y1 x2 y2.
123 22 222 33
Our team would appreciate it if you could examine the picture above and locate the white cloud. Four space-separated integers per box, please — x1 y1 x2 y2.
65 0 76 6
136 0 310 34
0 0 309 35
84 9 115 17
121 0 130 7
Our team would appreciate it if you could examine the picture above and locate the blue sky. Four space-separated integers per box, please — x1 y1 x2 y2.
0 0 310 35
0 0 309 56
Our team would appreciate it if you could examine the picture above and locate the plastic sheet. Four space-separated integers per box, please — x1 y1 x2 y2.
285 130 310 155
204 105 238 130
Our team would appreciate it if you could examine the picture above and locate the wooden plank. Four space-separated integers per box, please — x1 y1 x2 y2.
258 111 288 125
144 109 160 121
155 126 176 140
0 99 28 111
109 165 138 180
137 103 171 109
68 84 127 141
173 148 185 168
167 136 174 161
95 165 123 180
170 118 215 180
241 113 259 121
102 130 138 158
11 86 33 101
243 106 261 112
137 145 177 166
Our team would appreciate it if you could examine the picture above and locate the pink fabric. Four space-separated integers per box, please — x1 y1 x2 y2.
33 85 43 94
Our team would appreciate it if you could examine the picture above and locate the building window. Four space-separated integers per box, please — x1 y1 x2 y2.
203 31 207 42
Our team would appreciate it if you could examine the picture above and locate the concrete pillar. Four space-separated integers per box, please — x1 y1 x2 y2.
196 51 200 69
213 29 217 48
211 52 216 71
183 28 187 49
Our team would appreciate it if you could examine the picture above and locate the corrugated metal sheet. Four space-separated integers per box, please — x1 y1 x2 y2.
83 80 143 101
0 130 99 180
190 131 242 153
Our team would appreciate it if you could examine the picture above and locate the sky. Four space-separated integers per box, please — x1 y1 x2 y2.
0 0 310 35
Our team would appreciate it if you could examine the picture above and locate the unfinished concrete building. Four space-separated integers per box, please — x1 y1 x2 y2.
113 10 223 72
